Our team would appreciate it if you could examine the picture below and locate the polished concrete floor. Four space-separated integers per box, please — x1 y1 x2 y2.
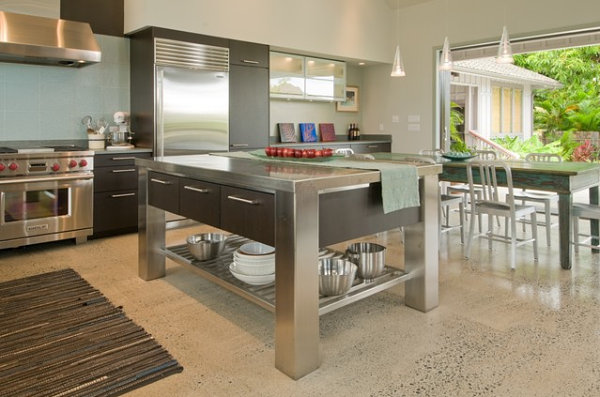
1 215 600 397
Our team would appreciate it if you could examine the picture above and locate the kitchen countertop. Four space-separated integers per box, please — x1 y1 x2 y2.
93 147 152 155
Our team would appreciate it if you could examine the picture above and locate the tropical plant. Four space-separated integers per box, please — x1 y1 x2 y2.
448 102 473 153
571 140 599 162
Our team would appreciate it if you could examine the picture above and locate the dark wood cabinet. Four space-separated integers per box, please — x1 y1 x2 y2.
229 40 269 68
61 0 124 37
221 186 274 246
147 171 180 214
179 178 221 226
351 143 392 153
93 152 151 237
229 64 269 150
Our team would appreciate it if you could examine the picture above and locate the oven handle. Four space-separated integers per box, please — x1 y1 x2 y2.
0 173 94 185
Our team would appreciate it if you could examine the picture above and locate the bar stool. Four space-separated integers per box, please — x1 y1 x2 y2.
572 203 600 251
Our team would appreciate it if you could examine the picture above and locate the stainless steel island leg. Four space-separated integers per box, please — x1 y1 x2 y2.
274 188 320 379
404 173 439 312
138 167 167 280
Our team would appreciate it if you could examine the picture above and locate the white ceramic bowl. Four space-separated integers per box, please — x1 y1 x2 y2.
233 257 275 276
234 250 274 262
239 242 275 256
229 263 275 285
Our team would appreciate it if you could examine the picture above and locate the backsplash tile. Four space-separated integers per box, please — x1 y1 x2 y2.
0 34 130 141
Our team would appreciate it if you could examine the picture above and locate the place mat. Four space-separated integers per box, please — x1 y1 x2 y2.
215 151 419 214
0 269 182 397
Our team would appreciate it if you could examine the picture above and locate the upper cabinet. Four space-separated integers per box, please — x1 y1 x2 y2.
270 52 346 102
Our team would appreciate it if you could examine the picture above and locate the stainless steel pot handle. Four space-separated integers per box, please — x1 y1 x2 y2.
0 173 94 185
227 195 258 205
111 192 136 198
184 185 209 193
150 178 171 185
112 168 136 173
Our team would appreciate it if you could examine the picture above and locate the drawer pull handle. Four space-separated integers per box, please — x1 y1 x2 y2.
367 145 378 148
241 59 259 64
150 178 172 185
111 192 136 198
184 185 209 193
111 157 136 160
227 195 258 205
231 143 249 148
112 168 136 173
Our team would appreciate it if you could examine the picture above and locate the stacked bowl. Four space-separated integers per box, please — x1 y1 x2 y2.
229 242 275 285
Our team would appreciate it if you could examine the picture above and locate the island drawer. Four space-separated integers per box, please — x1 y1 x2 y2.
95 153 149 167
179 178 221 227
221 186 274 246
148 171 180 213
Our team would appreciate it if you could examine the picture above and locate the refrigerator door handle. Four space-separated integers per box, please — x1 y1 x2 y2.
156 68 165 157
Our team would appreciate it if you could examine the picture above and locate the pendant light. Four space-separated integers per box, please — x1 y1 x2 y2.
438 0 453 71
496 25 514 64
390 0 406 77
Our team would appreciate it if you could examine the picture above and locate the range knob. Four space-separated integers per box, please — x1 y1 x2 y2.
51 163 60 172
79 159 88 167
68 160 78 168
8 162 18 171
0 163 5 171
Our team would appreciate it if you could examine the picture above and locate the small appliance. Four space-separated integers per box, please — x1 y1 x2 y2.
107 111 134 149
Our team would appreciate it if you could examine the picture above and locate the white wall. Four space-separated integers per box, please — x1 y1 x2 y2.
124 0 395 64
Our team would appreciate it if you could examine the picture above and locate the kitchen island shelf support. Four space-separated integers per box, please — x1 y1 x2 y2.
164 240 414 316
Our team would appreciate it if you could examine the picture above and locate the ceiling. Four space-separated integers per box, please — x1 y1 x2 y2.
384 0 435 9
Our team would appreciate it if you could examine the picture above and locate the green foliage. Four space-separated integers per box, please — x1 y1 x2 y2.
514 46 600 136
492 135 566 159
449 102 473 153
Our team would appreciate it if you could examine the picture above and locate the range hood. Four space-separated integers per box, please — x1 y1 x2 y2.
0 11 101 67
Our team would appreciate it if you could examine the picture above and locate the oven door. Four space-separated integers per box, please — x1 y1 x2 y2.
0 173 93 242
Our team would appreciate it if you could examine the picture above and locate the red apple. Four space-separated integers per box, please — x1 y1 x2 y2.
276 147 284 157
301 149 309 158
307 149 316 158
315 149 323 157
323 148 333 157
294 149 303 158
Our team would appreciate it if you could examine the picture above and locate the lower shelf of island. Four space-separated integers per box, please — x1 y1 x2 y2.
164 235 415 316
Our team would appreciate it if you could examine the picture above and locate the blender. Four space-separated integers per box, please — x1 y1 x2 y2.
107 111 134 149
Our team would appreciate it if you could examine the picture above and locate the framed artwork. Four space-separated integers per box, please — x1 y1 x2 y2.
278 123 296 143
336 86 359 112
299 123 318 142
319 123 336 142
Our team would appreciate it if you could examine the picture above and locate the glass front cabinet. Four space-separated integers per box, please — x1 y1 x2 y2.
270 52 346 102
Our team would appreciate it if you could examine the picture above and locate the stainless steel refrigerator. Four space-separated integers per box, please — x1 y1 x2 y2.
154 38 229 156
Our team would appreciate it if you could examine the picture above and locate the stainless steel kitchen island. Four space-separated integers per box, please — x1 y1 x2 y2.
136 154 441 379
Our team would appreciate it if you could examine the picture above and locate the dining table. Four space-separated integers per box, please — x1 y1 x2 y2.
373 153 600 270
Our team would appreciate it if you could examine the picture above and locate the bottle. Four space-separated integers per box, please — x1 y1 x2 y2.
348 123 354 140
355 123 360 140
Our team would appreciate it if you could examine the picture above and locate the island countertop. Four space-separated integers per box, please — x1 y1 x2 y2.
136 153 442 193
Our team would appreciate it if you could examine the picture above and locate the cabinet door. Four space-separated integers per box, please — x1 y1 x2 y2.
221 186 274 246
351 143 391 153
148 171 179 213
305 57 346 101
93 190 138 236
179 178 221 227
229 40 269 68
269 52 305 99
94 165 138 192
230 65 269 150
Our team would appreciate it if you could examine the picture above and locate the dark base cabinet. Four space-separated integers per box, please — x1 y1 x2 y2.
92 152 151 238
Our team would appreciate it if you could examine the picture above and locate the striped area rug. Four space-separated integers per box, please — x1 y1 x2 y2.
0 269 182 397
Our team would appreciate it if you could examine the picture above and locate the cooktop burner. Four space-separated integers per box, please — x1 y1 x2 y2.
0 147 17 154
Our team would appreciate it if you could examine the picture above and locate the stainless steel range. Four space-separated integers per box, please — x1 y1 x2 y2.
0 145 94 249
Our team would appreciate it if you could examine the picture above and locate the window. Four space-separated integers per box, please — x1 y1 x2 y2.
491 86 523 135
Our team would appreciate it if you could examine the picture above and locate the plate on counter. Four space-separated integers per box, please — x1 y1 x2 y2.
441 152 477 161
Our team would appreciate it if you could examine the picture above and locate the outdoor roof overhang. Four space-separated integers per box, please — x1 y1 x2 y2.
452 57 563 90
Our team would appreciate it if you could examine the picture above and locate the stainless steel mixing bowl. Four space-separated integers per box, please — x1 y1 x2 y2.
186 233 227 261
345 242 386 279
318 258 357 297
